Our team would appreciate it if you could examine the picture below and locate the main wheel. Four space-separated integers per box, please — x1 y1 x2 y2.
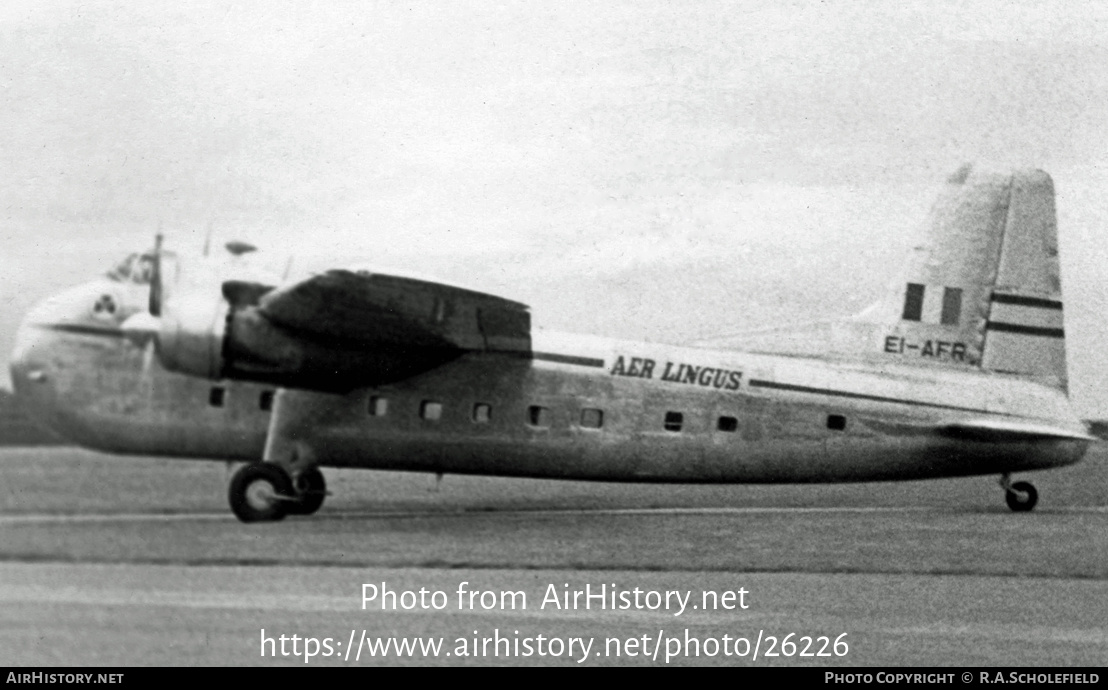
229 463 293 523
286 467 327 516
1005 480 1038 512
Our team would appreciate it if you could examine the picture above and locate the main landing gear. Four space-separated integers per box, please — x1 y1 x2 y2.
228 463 328 523
999 473 1038 512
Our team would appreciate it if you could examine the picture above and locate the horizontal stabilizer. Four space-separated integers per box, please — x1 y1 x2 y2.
937 419 1096 443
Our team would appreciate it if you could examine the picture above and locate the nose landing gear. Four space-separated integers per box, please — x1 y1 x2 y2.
999 473 1038 512
228 463 328 522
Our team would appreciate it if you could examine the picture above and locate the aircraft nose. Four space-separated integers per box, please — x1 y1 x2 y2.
10 302 53 397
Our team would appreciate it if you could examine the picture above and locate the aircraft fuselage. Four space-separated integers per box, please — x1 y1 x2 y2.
10 281 1089 485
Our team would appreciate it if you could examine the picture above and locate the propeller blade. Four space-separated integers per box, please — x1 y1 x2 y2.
120 312 161 347
149 233 164 316
120 311 161 377
141 340 156 375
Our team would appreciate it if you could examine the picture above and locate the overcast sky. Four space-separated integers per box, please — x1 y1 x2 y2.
2 1 1108 414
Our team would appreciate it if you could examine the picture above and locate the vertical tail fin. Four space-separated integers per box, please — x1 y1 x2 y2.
703 165 1069 391
875 165 1067 389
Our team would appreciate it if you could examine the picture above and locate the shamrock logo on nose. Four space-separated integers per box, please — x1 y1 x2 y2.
93 294 117 318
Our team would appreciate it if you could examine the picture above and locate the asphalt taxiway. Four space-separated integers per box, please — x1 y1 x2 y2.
1 446 1105 666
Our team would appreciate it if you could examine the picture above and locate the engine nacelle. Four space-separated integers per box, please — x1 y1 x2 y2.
157 293 229 380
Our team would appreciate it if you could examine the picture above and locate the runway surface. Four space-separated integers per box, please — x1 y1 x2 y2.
1 446 1106 666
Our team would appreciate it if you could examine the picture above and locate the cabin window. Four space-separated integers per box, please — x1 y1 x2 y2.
421 401 443 421
528 405 551 428
209 386 225 408
368 396 388 417
717 416 738 432
664 411 683 432
472 403 492 423
827 414 846 431
259 390 275 412
580 408 604 429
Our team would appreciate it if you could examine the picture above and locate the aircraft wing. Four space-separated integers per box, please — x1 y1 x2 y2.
158 269 534 392
257 269 531 351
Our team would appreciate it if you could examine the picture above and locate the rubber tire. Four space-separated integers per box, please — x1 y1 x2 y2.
1005 480 1038 512
286 467 327 516
229 463 293 523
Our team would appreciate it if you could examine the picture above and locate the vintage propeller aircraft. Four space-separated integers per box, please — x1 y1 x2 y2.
10 166 1094 522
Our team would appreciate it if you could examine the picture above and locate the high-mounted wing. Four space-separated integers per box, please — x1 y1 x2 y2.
147 269 532 392
258 270 530 351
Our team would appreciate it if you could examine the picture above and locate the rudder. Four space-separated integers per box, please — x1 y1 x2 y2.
980 170 1066 389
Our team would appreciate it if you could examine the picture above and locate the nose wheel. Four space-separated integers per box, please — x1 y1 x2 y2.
999 474 1038 512
229 463 328 522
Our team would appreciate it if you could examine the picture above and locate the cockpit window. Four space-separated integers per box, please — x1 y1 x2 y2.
106 253 155 285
